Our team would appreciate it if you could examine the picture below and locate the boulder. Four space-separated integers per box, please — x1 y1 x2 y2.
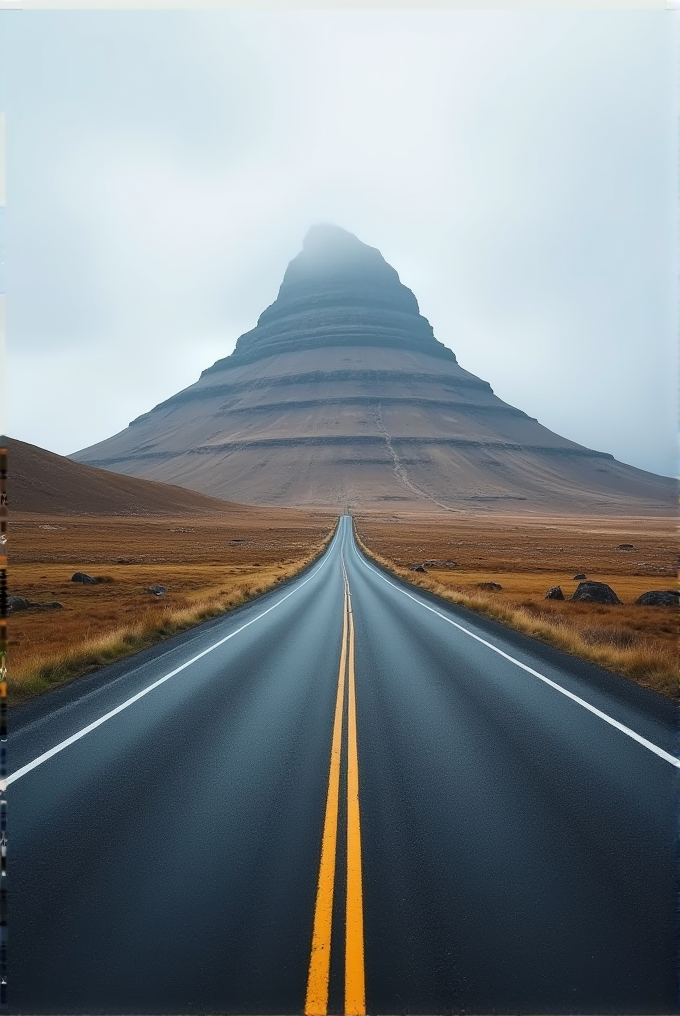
545 586 565 600
71 572 99 584
7 596 63 611
478 582 502 591
617 544 635 550
148 585 168 595
635 590 680 607
7 595 30 611
571 581 621 605
409 565 427 573
573 573 586 580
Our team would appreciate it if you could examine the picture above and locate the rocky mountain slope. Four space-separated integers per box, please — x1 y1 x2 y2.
73 225 675 515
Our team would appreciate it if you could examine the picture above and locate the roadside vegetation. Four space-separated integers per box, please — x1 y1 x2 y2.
354 512 677 699
10 512 336 704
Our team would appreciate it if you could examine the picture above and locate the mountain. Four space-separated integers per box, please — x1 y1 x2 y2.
73 225 675 515
9 437 241 515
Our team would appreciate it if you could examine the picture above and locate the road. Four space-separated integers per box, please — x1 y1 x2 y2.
9 515 678 1014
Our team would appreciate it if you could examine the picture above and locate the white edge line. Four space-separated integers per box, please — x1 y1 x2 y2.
6 525 342 788
351 537 680 770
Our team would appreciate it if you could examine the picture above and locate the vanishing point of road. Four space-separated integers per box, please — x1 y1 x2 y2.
9 516 678 1014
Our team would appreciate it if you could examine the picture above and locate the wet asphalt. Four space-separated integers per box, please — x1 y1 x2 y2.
9 516 678 1014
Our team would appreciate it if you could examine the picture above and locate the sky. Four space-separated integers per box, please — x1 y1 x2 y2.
0 9 677 477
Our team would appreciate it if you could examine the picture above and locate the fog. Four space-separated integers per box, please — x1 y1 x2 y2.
1 10 676 475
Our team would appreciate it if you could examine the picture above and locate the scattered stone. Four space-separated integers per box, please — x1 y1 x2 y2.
7 595 30 611
71 572 99 584
545 586 565 600
634 590 680 607
8 596 63 611
573 573 586 580
229 540 247 545
148 585 168 596
422 559 457 568
478 582 502 591
617 544 635 550
409 565 427 573
571 581 621 605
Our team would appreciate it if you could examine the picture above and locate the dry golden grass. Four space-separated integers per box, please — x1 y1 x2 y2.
354 511 678 698
10 510 336 703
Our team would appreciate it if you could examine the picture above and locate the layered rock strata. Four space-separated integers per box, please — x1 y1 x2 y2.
74 225 676 514
211 224 454 368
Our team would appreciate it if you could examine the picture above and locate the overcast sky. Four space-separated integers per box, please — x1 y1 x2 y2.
0 9 676 476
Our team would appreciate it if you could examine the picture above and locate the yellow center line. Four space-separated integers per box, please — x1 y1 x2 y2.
305 583 349 1016
306 556 366 1016
345 591 366 1016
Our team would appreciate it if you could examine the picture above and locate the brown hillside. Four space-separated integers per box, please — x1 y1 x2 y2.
7 437 244 516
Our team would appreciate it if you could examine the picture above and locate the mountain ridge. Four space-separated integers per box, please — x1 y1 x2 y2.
73 226 675 515
210 223 455 369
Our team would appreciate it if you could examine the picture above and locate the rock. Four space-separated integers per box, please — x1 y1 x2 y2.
7 596 63 611
545 586 565 600
71 572 99 584
148 585 167 595
617 544 635 550
422 559 457 568
573 573 586 580
478 582 502 591
7 595 30 611
571 581 621 605
635 590 680 607
409 565 427 573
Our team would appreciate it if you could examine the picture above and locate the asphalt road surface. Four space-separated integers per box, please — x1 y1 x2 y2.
9 516 678 1014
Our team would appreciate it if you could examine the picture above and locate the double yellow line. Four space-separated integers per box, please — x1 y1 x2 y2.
305 561 365 1016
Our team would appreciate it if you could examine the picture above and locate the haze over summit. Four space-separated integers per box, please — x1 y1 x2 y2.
3 11 675 478
74 226 674 516
219 224 456 367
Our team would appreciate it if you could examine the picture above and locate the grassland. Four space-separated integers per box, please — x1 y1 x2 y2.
10 504 677 702
354 511 678 698
10 510 336 704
